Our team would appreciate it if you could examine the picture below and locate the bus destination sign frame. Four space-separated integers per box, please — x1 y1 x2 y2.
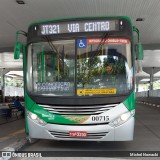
39 19 119 35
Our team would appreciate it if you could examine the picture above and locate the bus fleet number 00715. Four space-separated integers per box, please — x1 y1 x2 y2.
92 116 109 122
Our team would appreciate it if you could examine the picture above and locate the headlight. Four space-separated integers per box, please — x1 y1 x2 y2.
27 111 47 126
30 113 37 120
109 109 135 127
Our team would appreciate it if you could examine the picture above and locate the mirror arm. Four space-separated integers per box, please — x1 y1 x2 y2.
14 30 27 60
133 26 140 43
16 30 27 41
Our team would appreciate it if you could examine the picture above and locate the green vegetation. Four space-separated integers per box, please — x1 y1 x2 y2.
77 55 126 86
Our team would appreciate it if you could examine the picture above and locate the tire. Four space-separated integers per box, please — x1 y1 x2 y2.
28 137 38 144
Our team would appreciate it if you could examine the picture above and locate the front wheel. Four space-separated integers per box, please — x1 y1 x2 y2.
28 137 38 144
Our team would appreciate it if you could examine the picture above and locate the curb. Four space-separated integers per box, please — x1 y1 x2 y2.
137 101 160 108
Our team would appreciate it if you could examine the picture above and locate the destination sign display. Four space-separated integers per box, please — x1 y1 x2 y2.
39 19 119 35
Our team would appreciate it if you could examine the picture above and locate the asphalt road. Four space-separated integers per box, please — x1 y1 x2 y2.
0 118 25 150
21 102 160 154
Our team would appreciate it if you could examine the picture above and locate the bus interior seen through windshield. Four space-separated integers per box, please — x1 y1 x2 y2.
27 38 133 97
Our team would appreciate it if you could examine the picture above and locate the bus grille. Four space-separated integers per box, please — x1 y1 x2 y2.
38 104 118 115
49 130 108 139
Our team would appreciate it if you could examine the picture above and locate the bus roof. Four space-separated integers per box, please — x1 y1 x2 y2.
28 16 132 29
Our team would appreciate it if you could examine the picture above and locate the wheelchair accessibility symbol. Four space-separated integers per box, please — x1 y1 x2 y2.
77 39 87 48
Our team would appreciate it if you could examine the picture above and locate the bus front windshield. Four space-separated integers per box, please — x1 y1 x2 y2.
27 38 133 96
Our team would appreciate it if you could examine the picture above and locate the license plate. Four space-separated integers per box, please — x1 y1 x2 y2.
69 131 87 138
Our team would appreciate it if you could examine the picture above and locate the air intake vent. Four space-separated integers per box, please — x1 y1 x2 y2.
39 103 118 115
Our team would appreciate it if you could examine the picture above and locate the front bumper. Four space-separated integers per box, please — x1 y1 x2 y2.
28 117 135 141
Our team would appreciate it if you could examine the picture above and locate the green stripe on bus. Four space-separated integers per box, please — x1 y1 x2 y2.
123 92 135 111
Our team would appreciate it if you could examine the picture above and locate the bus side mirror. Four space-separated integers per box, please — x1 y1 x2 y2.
135 43 144 73
136 43 144 60
14 42 21 59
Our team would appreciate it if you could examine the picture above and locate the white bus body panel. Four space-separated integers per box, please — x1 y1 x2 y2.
28 117 134 141
27 103 135 141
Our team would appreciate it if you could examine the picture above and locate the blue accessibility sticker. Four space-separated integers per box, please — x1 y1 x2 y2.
77 39 87 48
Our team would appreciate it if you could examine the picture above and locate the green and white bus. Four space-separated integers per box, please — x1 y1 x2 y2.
14 16 143 141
